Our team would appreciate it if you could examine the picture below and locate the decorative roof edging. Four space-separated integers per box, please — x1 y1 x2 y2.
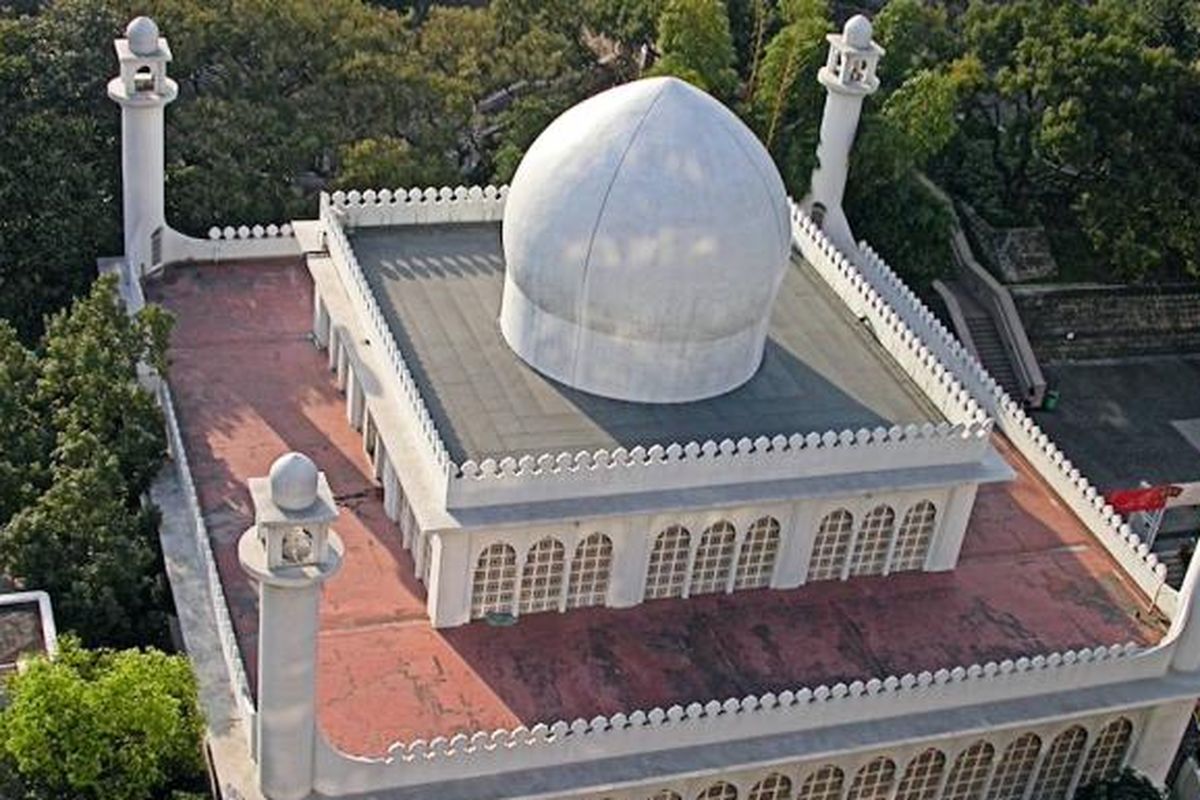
314 640 1163 794
159 381 257 742
318 186 998 510
833 230 1173 618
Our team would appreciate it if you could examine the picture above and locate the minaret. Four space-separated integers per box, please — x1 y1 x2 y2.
239 453 343 800
107 17 177 277
805 14 884 255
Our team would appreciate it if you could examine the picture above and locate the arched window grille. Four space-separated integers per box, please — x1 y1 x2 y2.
798 766 844 800
470 542 517 619
846 757 896 800
894 748 946 800
646 525 691 599
892 500 937 572
518 537 566 615
987 734 1042 800
1078 718 1134 788
748 773 793 800
943 741 995 800
1031 727 1088 800
734 516 782 590
691 520 737 594
809 509 854 581
566 532 613 609
848 504 895 577
696 781 738 800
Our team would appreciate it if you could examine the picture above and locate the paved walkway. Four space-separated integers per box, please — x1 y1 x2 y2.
149 260 1161 757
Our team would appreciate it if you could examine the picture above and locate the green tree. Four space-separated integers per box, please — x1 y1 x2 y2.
743 0 829 191
0 275 172 648
0 323 51 526
0 637 204 800
650 0 740 99
1075 769 1166 800
942 0 1200 280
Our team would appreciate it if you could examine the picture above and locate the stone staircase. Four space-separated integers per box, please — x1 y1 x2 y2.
941 280 1024 400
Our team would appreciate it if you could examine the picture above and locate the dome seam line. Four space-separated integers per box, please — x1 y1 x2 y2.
569 80 671 383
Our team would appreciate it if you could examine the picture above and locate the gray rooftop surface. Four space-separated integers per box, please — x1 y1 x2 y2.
350 223 942 462
1032 355 1200 489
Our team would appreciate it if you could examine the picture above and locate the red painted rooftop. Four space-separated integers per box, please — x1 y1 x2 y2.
148 259 1163 758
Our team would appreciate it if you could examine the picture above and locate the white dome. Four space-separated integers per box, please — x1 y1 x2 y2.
844 15 873 49
499 77 791 404
126 16 160 56
269 452 319 511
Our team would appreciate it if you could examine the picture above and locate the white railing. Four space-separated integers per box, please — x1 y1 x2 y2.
320 186 999 509
315 641 1163 793
841 239 1174 617
159 381 256 738
319 194 454 498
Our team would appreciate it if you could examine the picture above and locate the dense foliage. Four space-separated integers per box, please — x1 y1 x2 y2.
3 0 1198 337
0 637 206 800
0 275 173 649
1075 769 1167 800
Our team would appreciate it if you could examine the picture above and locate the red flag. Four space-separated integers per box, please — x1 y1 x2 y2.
1106 485 1183 514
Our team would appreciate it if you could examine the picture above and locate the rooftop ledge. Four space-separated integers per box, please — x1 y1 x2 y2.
317 191 999 511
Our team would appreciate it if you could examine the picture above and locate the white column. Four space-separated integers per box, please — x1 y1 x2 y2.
926 483 977 571
255 581 320 800
774 503 817 588
1127 701 1194 786
106 18 177 277
804 15 883 256
1170 542 1200 671
610 519 651 607
428 531 472 627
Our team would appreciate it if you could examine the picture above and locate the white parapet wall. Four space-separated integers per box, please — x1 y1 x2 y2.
319 188 997 511
788 213 1175 619
313 640 1171 794
159 223 301 266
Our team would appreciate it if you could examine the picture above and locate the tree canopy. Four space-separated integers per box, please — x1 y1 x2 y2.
0 275 172 649
0 637 205 800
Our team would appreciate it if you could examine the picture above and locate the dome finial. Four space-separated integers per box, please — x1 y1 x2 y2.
125 16 160 56
844 14 873 49
268 452 319 511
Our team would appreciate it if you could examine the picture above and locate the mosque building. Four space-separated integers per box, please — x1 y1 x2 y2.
105 14 1200 800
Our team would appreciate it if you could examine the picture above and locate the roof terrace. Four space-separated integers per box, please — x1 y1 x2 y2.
149 258 1161 757
347 223 941 463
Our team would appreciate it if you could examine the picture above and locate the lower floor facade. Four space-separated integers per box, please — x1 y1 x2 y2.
318 309 980 629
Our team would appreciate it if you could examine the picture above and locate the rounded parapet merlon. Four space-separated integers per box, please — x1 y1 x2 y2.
354 641 1147 768
789 202 1173 615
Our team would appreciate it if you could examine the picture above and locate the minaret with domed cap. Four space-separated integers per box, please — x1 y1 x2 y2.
108 17 177 277
239 452 343 800
806 14 884 255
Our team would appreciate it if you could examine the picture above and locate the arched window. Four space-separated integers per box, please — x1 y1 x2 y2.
892 501 937 572
697 782 738 800
797 766 844 800
691 520 737 594
988 734 1042 800
519 537 566 614
848 504 895 577
846 757 896 800
943 741 995 800
894 749 946 800
566 533 613 609
471 543 517 619
1078 718 1134 787
809 509 854 581
1031 727 1088 800
749 773 793 800
649 792 683 800
734 516 782 590
646 525 691 600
